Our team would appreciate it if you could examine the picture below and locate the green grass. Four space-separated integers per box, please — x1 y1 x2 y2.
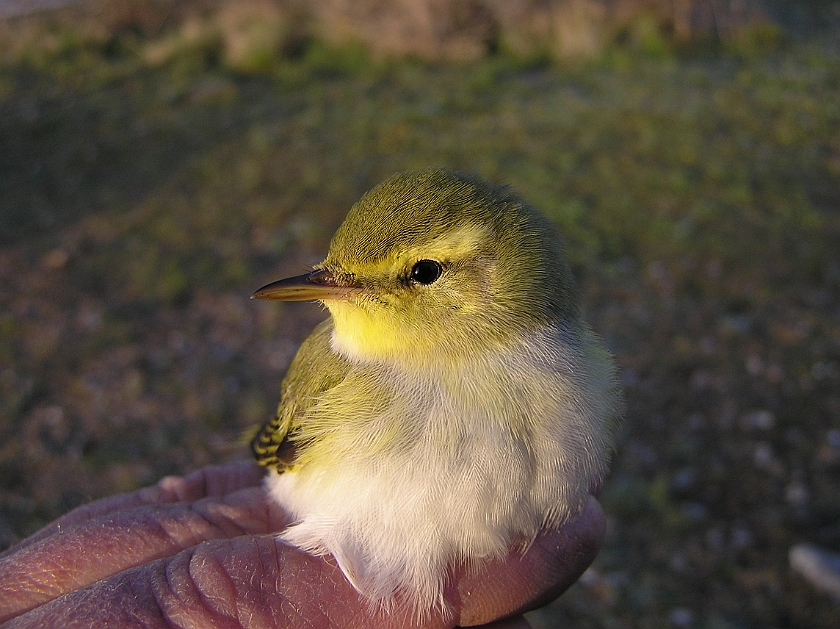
1 19 839 629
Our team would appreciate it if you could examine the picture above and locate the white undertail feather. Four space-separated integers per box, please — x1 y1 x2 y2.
265 322 618 613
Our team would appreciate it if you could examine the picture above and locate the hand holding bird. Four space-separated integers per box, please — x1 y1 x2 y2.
0 461 606 628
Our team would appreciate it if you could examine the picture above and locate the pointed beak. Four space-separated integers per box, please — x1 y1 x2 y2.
251 268 362 302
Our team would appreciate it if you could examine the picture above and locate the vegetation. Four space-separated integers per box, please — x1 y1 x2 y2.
1 1 839 627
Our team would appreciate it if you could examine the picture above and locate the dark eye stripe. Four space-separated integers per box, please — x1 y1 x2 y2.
410 260 442 285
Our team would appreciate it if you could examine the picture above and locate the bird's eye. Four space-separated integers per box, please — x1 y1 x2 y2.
410 259 443 285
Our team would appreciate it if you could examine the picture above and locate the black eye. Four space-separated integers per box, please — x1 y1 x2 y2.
410 259 443 285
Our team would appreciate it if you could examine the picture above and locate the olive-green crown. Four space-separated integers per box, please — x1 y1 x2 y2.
325 169 579 328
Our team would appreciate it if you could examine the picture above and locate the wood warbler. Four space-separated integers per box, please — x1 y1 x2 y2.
251 170 621 612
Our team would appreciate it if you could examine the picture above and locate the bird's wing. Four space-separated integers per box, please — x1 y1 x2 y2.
251 319 351 472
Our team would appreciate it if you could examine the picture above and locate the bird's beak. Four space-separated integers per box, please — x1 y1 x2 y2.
251 269 363 302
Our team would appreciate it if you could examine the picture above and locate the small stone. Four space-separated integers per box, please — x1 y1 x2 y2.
766 364 784 383
740 410 775 431
670 551 689 572
687 413 705 430
683 502 708 521
785 481 810 507
690 370 712 391
753 442 774 470
731 526 753 550
648 261 667 280
671 468 696 492
790 544 840 601
746 355 764 376
706 528 725 550
812 362 839 381
699 336 716 355
621 369 640 387
578 567 600 586
41 248 69 270
669 607 694 627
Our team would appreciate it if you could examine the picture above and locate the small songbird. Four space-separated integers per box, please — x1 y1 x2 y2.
251 170 621 613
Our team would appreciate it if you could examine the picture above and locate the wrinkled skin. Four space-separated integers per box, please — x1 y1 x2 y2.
0 461 605 629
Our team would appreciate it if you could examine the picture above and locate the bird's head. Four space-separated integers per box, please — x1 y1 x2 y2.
253 170 579 367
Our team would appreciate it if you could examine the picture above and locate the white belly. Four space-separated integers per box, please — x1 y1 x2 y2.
265 325 617 613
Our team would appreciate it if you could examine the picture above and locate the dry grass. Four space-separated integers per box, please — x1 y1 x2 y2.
0 0 796 66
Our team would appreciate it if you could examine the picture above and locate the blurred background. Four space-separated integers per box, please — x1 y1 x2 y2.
1 0 839 626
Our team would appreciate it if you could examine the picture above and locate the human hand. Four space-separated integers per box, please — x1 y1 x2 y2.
0 461 605 628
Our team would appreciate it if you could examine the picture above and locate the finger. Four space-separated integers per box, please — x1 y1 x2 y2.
4 500 603 629
0 485 288 623
137 460 266 503
4 461 265 555
454 496 605 626
3 535 447 629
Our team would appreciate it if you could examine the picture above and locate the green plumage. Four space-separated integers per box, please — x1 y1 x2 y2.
251 320 349 471
248 169 621 610
252 169 582 472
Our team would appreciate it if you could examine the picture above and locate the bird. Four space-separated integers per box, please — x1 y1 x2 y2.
250 169 622 614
